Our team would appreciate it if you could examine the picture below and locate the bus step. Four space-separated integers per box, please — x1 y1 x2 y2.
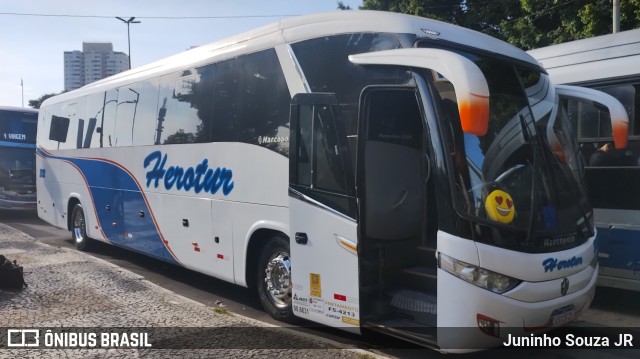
389 289 437 326
363 318 438 348
400 266 437 293
416 246 438 267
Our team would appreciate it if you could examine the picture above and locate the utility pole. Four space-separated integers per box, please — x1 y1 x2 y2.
21 78 24 107
116 17 141 69
613 0 620 33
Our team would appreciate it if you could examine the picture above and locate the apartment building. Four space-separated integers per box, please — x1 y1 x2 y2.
64 42 129 91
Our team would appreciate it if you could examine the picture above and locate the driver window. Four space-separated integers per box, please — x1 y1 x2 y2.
292 99 355 218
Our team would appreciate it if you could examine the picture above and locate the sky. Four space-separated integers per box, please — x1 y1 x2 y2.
0 0 363 108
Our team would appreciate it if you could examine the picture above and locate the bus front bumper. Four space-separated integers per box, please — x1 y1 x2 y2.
436 263 597 352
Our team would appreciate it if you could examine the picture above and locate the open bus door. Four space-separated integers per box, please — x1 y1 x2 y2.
350 49 490 349
288 93 361 330
287 48 491 343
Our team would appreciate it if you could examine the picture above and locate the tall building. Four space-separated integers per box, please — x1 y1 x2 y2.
64 42 129 91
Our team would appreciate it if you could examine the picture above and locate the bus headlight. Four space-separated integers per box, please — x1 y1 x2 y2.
439 253 521 294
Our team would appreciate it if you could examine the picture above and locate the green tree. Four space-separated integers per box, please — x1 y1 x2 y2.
359 0 523 39
502 0 640 49
29 92 61 109
337 1 351 10
360 0 640 50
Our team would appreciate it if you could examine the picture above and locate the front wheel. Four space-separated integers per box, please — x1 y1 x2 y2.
71 203 91 251
256 235 296 323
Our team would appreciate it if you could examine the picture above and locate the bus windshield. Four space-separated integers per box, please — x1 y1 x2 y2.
0 108 37 210
423 45 593 253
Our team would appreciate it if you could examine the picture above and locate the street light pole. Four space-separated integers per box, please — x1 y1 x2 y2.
115 16 141 69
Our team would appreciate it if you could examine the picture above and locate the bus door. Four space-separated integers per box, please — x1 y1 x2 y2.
349 49 490 342
288 93 360 331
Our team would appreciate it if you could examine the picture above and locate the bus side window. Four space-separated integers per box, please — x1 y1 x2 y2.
291 96 355 218
211 49 290 156
295 104 348 193
49 115 70 143
296 105 312 187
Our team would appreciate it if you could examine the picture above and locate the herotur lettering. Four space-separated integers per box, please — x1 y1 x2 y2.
542 256 583 273
144 151 234 196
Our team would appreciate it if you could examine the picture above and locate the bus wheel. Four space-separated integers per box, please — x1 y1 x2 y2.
257 235 296 323
71 203 91 251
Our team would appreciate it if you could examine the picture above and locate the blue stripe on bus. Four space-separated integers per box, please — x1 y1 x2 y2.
0 141 36 148
597 225 640 273
38 148 179 265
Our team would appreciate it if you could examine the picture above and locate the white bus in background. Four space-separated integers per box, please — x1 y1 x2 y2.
37 11 628 351
529 29 640 291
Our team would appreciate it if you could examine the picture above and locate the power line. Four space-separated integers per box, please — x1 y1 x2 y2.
500 0 578 26
0 11 298 20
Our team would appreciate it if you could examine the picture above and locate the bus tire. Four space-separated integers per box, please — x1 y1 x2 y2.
71 203 91 251
256 235 297 323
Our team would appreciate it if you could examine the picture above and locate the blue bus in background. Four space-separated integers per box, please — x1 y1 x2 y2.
0 106 38 211
529 29 640 291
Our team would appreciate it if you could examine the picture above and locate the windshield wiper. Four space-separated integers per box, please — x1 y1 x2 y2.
527 113 594 241
519 113 537 245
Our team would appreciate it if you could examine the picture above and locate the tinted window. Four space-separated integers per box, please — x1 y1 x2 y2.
597 84 639 136
292 99 355 217
291 33 414 162
49 115 70 143
0 109 37 145
84 92 112 148
312 104 348 193
291 33 405 104
296 105 313 187
574 84 640 211
366 90 423 149
156 67 214 145
212 49 290 156
567 98 613 140
59 99 85 150
99 90 119 147
115 79 159 147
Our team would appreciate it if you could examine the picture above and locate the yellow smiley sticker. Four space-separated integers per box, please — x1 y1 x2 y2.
485 189 515 224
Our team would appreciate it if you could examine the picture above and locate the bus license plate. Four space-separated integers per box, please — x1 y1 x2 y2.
550 305 575 326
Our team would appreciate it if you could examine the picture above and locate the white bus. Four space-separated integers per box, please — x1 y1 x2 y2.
37 11 628 351
529 29 640 291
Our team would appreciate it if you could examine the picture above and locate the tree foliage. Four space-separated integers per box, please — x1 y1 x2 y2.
359 0 640 50
29 92 62 109
337 1 352 10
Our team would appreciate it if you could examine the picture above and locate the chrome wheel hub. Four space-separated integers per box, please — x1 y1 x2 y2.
73 212 84 243
264 253 291 308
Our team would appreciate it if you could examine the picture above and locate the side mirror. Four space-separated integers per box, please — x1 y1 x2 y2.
349 48 490 136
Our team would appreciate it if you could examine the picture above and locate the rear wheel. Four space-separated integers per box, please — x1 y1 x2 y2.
71 203 91 251
256 235 296 323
